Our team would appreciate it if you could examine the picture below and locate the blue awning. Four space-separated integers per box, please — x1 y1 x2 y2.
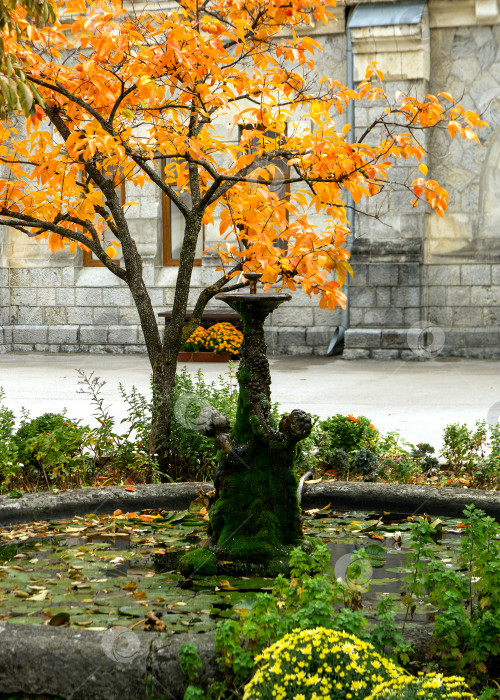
348 1 426 28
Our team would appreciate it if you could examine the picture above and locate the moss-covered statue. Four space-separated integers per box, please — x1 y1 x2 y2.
180 274 312 576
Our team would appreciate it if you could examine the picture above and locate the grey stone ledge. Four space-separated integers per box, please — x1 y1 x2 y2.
344 329 381 349
4 480 498 528
0 482 210 527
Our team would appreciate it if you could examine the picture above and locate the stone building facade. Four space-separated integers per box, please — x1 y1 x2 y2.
1 0 500 359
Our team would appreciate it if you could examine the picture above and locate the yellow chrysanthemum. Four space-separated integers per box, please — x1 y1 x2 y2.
365 673 475 700
205 322 243 355
243 628 404 700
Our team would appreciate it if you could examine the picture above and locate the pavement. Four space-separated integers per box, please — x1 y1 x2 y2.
0 351 499 450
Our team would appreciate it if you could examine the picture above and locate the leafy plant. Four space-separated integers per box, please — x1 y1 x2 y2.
317 414 379 454
0 388 19 488
167 364 279 481
403 506 500 685
441 421 488 476
76 369 156 484
215 540 411 694
351 448 379 481
12 411 90 489
179 643 206 700
473 424 500 488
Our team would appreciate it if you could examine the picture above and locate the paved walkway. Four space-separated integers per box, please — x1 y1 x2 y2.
0 352 499 450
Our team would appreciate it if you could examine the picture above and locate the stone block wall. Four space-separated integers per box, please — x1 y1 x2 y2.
0 259 342 355
2 2 500 361
344 261 500 360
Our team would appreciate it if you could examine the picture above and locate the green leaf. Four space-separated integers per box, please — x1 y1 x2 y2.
18 80 33 115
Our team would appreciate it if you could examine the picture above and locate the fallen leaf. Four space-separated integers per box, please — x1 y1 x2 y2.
48 612 70 627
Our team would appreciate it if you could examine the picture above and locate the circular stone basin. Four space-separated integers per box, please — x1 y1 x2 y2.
0 506 471 632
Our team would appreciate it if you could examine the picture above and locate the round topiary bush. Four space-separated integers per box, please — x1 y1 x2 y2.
243 627 405 700
365 672 476 700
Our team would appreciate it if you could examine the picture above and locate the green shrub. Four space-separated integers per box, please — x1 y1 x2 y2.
403 506 500 684
441 421 488 476
365 672 476 700
215 540 411 694
15 412 90 488
77 369 156 483
0 388 19 487
15 412 71 467
243 627 404 700
318 414 378 454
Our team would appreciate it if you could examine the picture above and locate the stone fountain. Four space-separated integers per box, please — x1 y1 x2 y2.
180 273 312 575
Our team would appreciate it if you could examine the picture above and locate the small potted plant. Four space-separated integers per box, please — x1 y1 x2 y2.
178 322 243 361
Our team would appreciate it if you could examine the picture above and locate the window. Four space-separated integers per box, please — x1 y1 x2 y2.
161 159 205 266
238 124 290 251
82 180 125 267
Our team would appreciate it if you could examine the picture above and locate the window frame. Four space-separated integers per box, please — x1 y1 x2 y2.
238 123 291 251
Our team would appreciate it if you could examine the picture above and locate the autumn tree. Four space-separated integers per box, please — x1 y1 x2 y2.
0 0 485 473
0 0 57 115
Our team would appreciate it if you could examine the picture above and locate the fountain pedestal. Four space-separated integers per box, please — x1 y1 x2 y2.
179 279 312 576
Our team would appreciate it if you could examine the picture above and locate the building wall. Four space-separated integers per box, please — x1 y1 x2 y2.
1 0 500 359
344 0 500 360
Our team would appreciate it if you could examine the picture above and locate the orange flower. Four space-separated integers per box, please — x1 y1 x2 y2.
369 423 375 430
347 414 359 423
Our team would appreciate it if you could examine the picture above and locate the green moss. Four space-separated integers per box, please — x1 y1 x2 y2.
209 294 307 572
209 443 302 564
179 548 217 576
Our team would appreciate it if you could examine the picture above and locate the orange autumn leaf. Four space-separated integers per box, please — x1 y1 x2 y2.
125 485 135 492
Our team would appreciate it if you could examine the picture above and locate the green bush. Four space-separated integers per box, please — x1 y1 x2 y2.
403 506 500 684
441 421 488 476
243 627 404 700
0 388 19 487
215 540 411 694
15 412 72 467
77 369 156 484
15 412 90 488
318 414 378 454
365 672 476 700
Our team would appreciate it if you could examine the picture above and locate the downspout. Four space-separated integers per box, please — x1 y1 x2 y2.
327 14 355 355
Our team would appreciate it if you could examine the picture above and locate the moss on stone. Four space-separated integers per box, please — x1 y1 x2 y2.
209 293 308 572
179 548 217 576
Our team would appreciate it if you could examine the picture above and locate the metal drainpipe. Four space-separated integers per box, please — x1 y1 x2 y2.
327 16 355 356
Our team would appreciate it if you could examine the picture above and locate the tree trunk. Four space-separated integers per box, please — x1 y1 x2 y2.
147 212 204 478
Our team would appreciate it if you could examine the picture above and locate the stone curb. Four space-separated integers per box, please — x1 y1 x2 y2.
0 482 211 526
1 480 499 527
0 625 221 700
301 480 500 519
